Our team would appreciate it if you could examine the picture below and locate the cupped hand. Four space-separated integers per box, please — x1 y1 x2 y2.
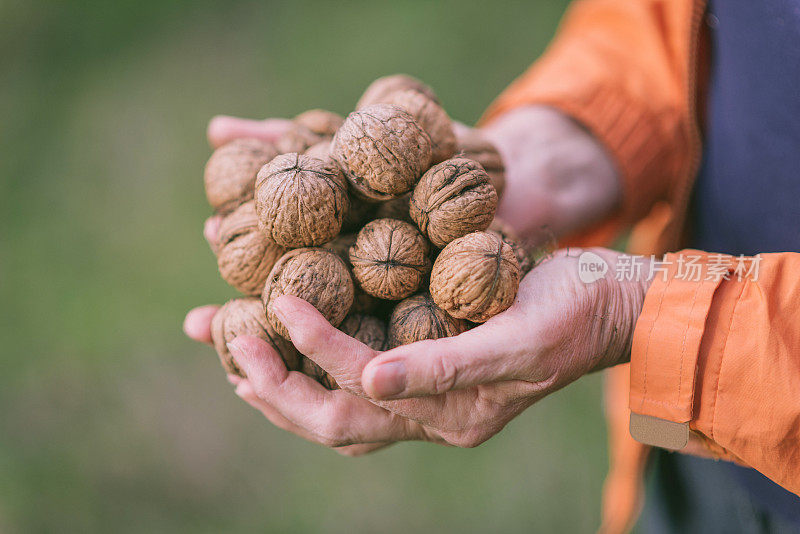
186 248 650 451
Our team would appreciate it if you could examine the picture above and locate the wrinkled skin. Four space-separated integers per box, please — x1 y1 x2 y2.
187 106 638 455
188 249 649 451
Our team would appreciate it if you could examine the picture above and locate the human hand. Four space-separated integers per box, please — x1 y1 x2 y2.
479 105 621 241
186 248 650 451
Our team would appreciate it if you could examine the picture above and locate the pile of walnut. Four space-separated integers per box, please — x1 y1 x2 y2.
204 74 532 389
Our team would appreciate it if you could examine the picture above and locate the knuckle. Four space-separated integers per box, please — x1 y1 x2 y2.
317 411 350 448
451 430 490 449
248 376 272 402
294 323 336 355
430 355 459 394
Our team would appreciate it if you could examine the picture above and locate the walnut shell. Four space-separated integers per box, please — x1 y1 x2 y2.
217 201 287 295
210 297 300 378
456 128 506 198
262 248 354 339
331 104 432 201
322 233 382 315
378 90 456 164
300 357 339 390
387 293 467 348
322 232 357 261
340 314 387 351
374 192 413 224
304 139 332 159
341 194 378 232
294 109 344 138
357 74 439 109
429 231 520 322
488 219 533 275
275 123 322 154
255 153 349 248
410 157 498 248
204 138 278 214
349 219 430 300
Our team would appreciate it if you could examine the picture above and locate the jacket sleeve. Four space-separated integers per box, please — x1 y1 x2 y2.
629 251 800 496
481 0 698 244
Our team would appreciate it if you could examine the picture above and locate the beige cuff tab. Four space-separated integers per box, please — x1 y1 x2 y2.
629 412 688 450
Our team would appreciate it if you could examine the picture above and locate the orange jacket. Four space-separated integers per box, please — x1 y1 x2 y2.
482 0 800 532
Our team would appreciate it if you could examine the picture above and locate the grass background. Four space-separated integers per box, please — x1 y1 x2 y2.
0 1 613 532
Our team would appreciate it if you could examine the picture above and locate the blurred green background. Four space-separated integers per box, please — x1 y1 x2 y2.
0 1 614 532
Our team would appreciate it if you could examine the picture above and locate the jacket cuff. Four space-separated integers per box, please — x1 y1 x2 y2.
627 251 730 448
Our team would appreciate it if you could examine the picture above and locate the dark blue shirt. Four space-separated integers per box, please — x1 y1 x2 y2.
690 0 800 524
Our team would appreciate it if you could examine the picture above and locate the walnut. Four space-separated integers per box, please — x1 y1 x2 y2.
410 157 498 248
204 138 278 214
331 104 432 201
342 195 378 232
275 123 322 154
255 153 349 248
210 297 300 378
356 74 439 109
262 248 354 339
322 233 382 315
349 219 430 300
387 293 467 348
304 139 332 159
429 231 520 322
294 109 344 138
378 90 456 164
300 357 339 390
322 232 357 260
374 192 412 224
340 313 387 351
488 219 533 275
456 128 506 198
217 201 287 295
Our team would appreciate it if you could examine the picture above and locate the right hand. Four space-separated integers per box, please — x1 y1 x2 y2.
479 105 621 241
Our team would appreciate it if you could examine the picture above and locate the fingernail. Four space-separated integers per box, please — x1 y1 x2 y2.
371 362 406 398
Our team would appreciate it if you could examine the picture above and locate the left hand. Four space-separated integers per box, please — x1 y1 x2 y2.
185 248 651 452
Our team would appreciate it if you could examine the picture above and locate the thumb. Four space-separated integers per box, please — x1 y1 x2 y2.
361 323 518 400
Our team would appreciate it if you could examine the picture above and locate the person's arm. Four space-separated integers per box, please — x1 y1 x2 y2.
629 251 800 495
482 0 696 245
